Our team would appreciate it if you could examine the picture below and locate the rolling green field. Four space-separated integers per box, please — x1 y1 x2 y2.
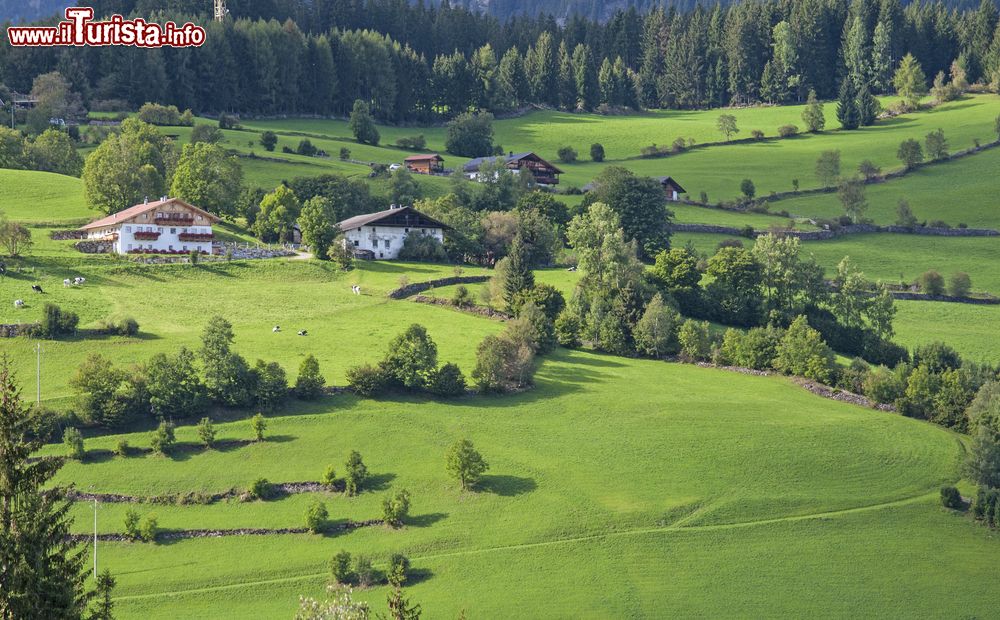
0 168 89 223
33 343 997 618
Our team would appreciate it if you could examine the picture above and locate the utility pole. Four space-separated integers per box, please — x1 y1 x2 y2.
93 498 98 579
214 0 228 22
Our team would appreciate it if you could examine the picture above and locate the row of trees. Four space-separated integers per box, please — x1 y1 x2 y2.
4 0 1000 119
69 316 324 429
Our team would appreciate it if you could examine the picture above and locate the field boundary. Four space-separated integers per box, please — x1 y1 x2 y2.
671 222 999 240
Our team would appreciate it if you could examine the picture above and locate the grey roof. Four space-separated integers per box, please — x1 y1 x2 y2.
335 206 450 232
463 152 535 172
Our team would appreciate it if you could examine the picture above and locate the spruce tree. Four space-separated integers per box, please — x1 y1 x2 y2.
502 234 535 309
0 355 92 618
836 78 860 130
856 84 879 126
801 89 826 132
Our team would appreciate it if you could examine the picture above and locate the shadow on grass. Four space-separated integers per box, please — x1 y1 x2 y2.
477 475 537 497
365 472 396 492
406 512 448 528
406 567 434 585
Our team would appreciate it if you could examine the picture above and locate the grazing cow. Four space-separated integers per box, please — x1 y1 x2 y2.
352 285 361 295
0 262 6 276
14 299 24 308
297 330 308 336
63 279 72 287
31 285 43 293
74 277 86 285
272 326 281 333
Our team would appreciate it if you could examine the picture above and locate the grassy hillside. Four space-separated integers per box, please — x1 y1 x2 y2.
0 169 89 223
35 345 991 618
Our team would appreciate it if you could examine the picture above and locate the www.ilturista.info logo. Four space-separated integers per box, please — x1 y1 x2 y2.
6 8 206 47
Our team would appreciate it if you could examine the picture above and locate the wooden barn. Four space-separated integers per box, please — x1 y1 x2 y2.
404 153 445 174
463 152 563 185
656 176 687 201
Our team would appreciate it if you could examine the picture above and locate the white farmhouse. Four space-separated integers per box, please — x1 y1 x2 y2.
80 197 220 255
337 205 449 260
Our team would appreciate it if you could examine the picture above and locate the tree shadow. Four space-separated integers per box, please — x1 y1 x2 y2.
477 475 537 497
365 472 396 492
406 512 448 528
406 567 434 585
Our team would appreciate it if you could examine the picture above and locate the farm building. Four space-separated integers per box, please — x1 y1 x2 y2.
582 175 687 201
80 197 219 255
404 153 445 174
337 205 450 260
656 176 687 201
463 152 563 185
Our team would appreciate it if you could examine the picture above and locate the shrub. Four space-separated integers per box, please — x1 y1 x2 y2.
330 551 353 584
63 427 84 460
773 316 835 383
940 486 963 509
346 363 388 397
671 137 687 152
678 319 712 362
114 438 129 457
917 270 945 296
260 130 277 151
322 465 338 487
305 500 328 533
897 138 923 169
387 554 410 588
633 294 681 359
928 219 950 229
912 342 962 373
381 324 439 390
248 477 273 501
251 413 267 441
37 303 79 339
777 124 798 138
97 316 139 336
353 555 375 588
139 514 159 542
445 438 488 490
740 179 756 200
451 285 474 308
590 143 605 162
699 191 709 204
339 147 351 160
719 326 783 369
394 135 426 150
297 139 318 156
197 417 216 448
137 102 188 126
554 311 582 348
218 113 240 130
750 129 765 140
398 233 448 262
862 365 906 404
382 488 411 527
344 450 368 496
123 509 141 539
948 272 971 297
295 354 326 400
556 146 578 163
149 420 176 454
428 363 467 397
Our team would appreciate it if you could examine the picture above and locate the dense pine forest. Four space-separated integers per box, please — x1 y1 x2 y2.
2 0 999 121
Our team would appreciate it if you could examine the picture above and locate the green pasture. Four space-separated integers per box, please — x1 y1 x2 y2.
0 168 90 223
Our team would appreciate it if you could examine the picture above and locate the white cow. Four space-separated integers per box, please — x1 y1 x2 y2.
14 299 25 308
74 277 86 285
272 325 281 333
63 279 72 287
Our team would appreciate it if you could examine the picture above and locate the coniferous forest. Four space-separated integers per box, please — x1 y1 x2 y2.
1 0 999 122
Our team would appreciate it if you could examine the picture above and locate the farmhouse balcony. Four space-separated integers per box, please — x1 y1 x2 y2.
154 214 194 225
133 231 161 240
178 232 214 242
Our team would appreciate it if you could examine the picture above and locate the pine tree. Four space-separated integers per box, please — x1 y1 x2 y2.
502 234 535 308
0 355 92 618
836 78 860 130
871 21 894 93
857 84 879 125
89 569 116 620
893 53 928 108
801 89 826 132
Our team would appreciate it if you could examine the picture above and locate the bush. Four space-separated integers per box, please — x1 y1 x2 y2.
139 514 159 542
719 326 783 369
63 427 84 460
137 102 189 126
114 438 130 458
297 139 318 156
190 124 223 145
322 465 338 487
305 500 328 533
339 147 351 160
671 137 687 153
394 135 426 150
740 179 756 200
295 354 326 400
917 270 945 296
248 477 273 501
451 285 474 308
773 316 835 383
948 272 971 297
346 363 388 397
928 219 950 229
250 413 267 442
381 488 411 527
353 555 375 588
444 111 494 157
380 324 439 390
512 283 566 321
260 130 277 151
97 315 140 336
344 450 368 496
397 233 448 262
196 417 216 448
428 363 467 397
940 485 963 509
218 113 240 130
387 554 410 588
554 311 581 348
750 129 765 140
590 143 605 162
777 124 798 138
556 146 577 163
330 551 353 584
149 420 176 454
37 303 79 339
678 319 712 362
123 509 141 539
862 365 906 404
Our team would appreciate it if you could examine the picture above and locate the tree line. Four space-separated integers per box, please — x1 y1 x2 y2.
2 0 1000 121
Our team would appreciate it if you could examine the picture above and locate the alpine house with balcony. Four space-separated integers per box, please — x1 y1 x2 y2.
336 205 450 260
79 197 220 255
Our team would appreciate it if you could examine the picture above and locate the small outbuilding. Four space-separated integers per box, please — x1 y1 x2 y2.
656 176 687 201
403 153 445 174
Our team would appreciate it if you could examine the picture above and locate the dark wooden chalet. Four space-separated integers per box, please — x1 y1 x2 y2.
463 152 564 185
403 153 445 174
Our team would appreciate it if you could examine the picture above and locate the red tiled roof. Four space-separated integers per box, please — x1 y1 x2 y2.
80 198 220 231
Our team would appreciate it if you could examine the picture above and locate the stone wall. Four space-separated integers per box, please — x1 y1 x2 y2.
671 223 998 240
0 323 38 338
387 275 490 299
